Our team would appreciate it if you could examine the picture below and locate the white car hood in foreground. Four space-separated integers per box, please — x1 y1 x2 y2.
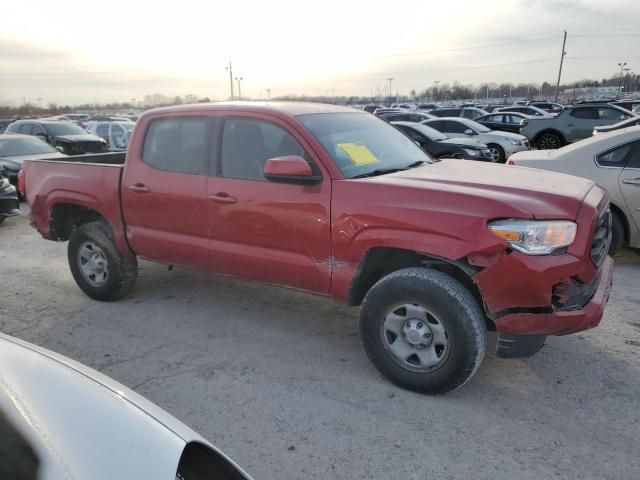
0 333 250 480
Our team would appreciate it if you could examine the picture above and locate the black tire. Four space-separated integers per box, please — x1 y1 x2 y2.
535 133 563 150
486 143 505 163
609 211 625 256
359 268 487 394
68 221 137 301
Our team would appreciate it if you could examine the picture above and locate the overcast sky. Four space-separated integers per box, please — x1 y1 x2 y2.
1 0 639 104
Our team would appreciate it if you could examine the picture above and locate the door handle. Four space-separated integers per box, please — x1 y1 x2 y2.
622 178 640 186
127 183 151 193
208 193 237 204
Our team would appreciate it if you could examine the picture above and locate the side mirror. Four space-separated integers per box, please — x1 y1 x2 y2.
464 129 475 135
263 155 321 185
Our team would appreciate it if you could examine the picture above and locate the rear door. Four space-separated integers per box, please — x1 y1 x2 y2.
439 120 469 139
501 114 522 133
206 114 332 293
121 115 212 270
566 108 597 142
619 142 640 232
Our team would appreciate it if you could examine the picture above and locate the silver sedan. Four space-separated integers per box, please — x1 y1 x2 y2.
509 125 640 253
422 117 530 163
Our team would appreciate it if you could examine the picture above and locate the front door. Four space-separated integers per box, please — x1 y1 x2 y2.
121 115 212 270
206 114 332 293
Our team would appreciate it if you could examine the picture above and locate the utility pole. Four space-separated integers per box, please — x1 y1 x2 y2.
554 30 567 102
225 60 234 100
235 76 243 100
386 78 394 103
266 88 271 100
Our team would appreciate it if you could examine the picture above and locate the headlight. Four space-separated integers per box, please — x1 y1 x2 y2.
508 139 520 145
462 148 480 157
488 220 577 255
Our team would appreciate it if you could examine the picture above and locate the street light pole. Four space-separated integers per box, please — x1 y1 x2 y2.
618 62 627 97
386 77 394 103
225 61 234 100
266 88 271 100
235 76 243 100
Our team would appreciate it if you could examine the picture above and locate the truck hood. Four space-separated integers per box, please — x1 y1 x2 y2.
0 333 252 480
365 159 594 220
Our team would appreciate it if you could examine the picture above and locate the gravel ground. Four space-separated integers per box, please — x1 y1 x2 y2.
1 209 639 480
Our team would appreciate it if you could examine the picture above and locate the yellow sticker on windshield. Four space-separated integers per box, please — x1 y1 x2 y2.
337 142 380 165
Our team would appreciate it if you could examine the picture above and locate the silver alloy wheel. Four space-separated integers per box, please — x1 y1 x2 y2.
488 146 501 162
382 303 449 372
77 241 109 287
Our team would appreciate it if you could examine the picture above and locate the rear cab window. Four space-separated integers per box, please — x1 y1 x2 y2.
142 118 209 174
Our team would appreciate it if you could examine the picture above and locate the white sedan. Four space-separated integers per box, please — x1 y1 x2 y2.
508 126 640 253
0 333 253 480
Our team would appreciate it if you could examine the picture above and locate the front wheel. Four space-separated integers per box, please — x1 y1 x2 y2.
486 144 505 163
68 221 138 301
359 268 487 394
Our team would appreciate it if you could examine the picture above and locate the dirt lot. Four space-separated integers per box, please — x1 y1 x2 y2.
1 209 639 480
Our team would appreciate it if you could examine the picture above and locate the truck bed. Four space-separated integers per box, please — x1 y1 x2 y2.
23 154 131 257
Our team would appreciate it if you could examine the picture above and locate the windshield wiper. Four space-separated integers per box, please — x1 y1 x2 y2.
351 161 428 179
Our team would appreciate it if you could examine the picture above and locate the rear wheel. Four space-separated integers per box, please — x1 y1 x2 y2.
68 221 137 301
535 133 563 150
359 268 487 394
609 211 625 256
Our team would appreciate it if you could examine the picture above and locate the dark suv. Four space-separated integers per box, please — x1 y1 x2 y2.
5 120 107 155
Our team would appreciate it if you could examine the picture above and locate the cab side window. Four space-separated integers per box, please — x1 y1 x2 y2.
220 118 309 181
142 118 208 174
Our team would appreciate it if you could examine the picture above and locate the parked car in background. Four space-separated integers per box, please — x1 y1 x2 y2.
363 104 383 113
494 105 552 117
392 121 493 160
422 117 530 162
390 103 416 110
86 121 135 151
508 126 640 253
417 103 439 111
519 104 636 149
379 111 436 123
5 120 107 155
528 101 564 114
430 107 488 120
372 107 404 116
475 112 533 134
0 119 13 133
21 102 614 393
610 100 640 113
0 134 66 188
593 115 640 135
0 167 20 223
0 333 253 480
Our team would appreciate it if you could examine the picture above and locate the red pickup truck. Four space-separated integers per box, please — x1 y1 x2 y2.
22 102 614 393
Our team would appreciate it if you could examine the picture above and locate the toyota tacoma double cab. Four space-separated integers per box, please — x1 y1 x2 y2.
520 103 635 149
21 102 614 393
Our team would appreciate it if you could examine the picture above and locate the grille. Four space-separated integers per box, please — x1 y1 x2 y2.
590 207 611 267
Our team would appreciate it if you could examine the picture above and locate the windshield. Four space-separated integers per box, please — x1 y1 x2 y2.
45 122 88 136
412 124 448 141
298 112 431 178
0 136 57 156
463 120 491 133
